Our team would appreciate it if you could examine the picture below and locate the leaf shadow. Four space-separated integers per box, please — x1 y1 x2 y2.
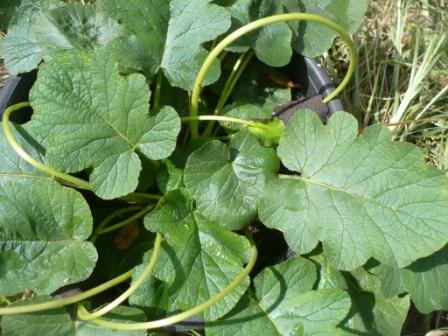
163 242 186 296
205 267 288 327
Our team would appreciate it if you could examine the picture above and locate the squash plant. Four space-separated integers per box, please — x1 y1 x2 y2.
1 1 448 335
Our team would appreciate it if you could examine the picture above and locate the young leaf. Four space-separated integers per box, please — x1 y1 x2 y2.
29 49 180 199
144 189 252 320
259 110 448 270
33 4 124 60
0 125 96 296
98 0 231 90
205 257 351 335
1 296 146 336
184 130 279 230
369 245 448 314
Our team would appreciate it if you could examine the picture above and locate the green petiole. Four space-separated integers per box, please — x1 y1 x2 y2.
90 205 151 243
78 233 162 320
0 233 162 316
0 271 132 315
181 115 285 145
76 240 258 331
93 203 155 238
2 102 90 190
2 103 163 202
153 70 163 109
189 13 357 140
181 115 257 128
202 50 254 138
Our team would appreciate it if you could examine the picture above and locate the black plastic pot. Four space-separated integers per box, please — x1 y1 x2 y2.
0 57 342 120
0 57 342 333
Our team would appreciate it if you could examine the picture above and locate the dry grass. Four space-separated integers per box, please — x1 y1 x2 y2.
0 58 10 89
325 0 448 176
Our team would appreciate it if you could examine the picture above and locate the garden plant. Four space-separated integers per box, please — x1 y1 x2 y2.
0 1 448 335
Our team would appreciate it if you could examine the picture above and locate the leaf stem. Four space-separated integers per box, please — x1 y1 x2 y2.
202 50 254 138
76 240 258 331
91 205 143 243
181 115 256 128
94 203 155 237
153 70 163 109
2 103 164 201
0 297 11 305
190 13 357 139
2 102 90 190
0 271 132 315
78 233 162 320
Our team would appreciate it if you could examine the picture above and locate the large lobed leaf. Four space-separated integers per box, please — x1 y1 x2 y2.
206 256 351 335
144 189 252 320
98 0 231 90
29 49 180 199
0 125 96 296
259 110 448 270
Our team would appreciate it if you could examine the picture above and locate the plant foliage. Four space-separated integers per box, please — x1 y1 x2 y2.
1 1 447 335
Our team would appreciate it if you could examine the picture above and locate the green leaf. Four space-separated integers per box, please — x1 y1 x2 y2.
0 125 97 296
29 49 180 199
308 252 409 335
33 4 124 60
230 62 292 110
259 110 448 270
206 257 351 335
0 0 62 28
1 23 43 74
98 0 231 90
284 0 368 57
184 130 279 230
342 268 410 336
144 189 252 320
369 245 448 314
0 1 118 74
157 160 184 194
223 0 293 66
1 297 146 336
0 0 20 30
222 102 272 132
1 296 74 336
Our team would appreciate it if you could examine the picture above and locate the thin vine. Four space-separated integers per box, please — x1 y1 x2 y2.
189 13 357 139
77 240 258 330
